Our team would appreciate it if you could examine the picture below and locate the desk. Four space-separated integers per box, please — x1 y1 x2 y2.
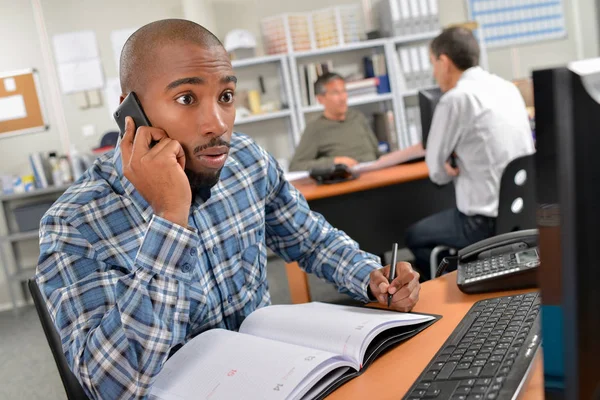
326 271 543 399
286 162 456 303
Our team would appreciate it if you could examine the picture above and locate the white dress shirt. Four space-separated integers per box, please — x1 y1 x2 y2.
425 66 535 217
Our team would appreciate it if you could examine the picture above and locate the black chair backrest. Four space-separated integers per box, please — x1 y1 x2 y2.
28 279 90 400
496 153 537 235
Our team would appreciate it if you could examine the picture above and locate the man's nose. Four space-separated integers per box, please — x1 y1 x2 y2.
197 101 228 137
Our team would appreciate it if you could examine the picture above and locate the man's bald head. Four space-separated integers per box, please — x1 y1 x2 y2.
119 19 224 94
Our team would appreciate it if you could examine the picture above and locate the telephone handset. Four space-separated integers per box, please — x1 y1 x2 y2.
455 229 539 294
309 164 357 185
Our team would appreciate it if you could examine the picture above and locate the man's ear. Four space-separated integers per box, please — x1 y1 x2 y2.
119 95 125 104
316 94 325 105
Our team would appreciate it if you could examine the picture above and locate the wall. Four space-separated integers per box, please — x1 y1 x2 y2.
438 0 598 80
0 0 62 177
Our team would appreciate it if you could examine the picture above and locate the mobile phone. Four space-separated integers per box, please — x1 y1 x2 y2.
113 92 152 138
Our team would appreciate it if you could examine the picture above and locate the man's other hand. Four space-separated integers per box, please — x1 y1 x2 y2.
369 262 420 312
334 156 358 168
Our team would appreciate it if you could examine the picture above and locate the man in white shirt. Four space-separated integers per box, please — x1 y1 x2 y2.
405 27 535 280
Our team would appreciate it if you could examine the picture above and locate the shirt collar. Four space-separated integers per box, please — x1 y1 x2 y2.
112 138 241 222
459 66 485 82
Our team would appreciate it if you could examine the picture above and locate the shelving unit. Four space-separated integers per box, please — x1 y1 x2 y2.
0 185 69 313
232 54 299 161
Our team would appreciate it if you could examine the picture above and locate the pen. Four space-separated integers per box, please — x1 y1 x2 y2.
387 243 398 308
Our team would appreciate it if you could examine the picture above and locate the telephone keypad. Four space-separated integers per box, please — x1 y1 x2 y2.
464 255 522 283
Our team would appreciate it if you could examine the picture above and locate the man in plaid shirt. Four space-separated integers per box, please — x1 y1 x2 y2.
36 19 421 399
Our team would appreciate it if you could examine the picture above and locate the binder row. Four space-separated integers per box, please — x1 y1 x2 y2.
405 106 423 146
397 43 436 90
378 0 440 37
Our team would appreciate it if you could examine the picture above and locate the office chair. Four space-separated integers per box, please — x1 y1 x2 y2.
28 279 90 400
495 153 536 234
429 153 536 277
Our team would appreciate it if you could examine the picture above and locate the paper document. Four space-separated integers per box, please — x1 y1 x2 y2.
3 77 16 92
285 171 310 181
110 28 138 72
57 59 105 94
0 95 27 122
52 30 99 63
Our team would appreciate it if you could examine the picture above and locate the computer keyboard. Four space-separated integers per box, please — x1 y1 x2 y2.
404 293 541 400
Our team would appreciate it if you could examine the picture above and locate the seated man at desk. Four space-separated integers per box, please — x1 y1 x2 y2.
289 72 382 171
34 19 421 399
405 27 535 280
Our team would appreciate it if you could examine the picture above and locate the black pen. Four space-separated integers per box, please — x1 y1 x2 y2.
387 243 398 308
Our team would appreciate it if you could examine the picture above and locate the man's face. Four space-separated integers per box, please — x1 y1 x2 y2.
430 51 451 92
137 41 236 190
317 79 348 116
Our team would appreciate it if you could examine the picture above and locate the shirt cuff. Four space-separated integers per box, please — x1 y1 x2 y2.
351 257 380 302
135 215 200 283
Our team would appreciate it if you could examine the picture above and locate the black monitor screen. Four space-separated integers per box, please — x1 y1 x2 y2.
418 87 442 148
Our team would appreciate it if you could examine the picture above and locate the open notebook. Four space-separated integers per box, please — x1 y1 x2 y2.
150 302 440 400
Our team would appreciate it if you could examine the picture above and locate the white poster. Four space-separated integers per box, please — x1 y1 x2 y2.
110 28 138 72
0 95 27 122
57 59 105 94
52 30 99 63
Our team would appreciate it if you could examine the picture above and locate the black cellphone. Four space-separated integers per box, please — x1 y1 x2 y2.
114 92 152 138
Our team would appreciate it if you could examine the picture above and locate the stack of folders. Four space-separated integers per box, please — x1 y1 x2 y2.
397 42 436 90
378 0 440 37
405 105 423 145
346 78 379 97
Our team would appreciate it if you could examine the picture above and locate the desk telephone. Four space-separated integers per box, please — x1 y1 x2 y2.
309 164 356 185
450 229 539 294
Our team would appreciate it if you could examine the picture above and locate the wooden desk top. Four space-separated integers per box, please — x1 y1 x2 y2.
327 272 544 399
291 162 430 201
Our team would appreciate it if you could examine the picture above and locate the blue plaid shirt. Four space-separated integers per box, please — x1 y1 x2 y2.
36 133 380 399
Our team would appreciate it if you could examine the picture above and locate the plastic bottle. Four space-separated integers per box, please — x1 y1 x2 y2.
59 156 72 184
48 152 62 186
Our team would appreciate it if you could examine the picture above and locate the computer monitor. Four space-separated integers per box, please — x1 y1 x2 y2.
533 60 600 399
418 87 442 148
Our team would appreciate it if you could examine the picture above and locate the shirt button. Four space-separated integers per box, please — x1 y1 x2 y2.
258 230 263 237
227 294 233 303
212 247 218 255
190 248 197 257
181 263 192 273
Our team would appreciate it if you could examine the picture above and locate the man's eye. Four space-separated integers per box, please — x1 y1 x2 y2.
176 94 194 105
220 92 234 103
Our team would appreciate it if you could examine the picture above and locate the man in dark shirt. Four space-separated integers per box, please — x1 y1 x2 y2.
289 73 381 171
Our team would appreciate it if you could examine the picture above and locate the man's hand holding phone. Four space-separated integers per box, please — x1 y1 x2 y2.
121 116 191 228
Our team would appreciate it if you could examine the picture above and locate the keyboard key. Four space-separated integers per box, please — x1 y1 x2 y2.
461 356 475 363
473 360 486 367
424 388 441 398
436 355 450 363
490 383 502 391
430 362 445 371
450 367 482 380
498 367 511 377
451 395 467 400
459 379 476 387
471 386 488 394
411 389 427 397
437 362 458 380
489 355 503 363
486 393 498 399
480 362 500 377
422 370 438 382
476 378 492 386
449 355 462 362
457 362 471 370
416 383 432 390
441 346 456 355
466 394 483 400
454 386 471 395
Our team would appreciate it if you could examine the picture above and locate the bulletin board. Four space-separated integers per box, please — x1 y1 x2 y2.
467 0 567 48
0 69 48 138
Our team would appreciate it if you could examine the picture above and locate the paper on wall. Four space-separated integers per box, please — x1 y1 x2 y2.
3 77 16 92
110 28 138 72
57 59 105 94
52 30 99 64
0 95 27 122
104 77 122 120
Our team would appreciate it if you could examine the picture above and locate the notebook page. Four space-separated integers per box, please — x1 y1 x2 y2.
149 329 353 400
239 302 434 367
